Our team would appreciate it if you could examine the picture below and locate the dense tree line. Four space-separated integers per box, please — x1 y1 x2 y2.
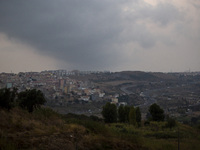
102 102 141 126
102 102 170 127
0 88 46 112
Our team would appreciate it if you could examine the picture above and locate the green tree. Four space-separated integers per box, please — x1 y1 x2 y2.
18 89 46 112
129 106 136 126
149 103 165 121
118 105 125 123
102 102 117 123
0 88 17 110
136 107 141 126
124 105 130 123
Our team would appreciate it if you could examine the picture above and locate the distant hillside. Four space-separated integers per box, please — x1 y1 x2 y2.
112 71 178 81
114 71 158 81
73 71 179 83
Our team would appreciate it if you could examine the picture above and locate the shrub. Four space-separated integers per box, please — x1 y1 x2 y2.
149 103 165 121
165 117 176 129
18 89 46 112
0 88 17 110
144 121 150 126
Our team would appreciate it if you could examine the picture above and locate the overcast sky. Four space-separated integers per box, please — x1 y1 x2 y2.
0 0 200 73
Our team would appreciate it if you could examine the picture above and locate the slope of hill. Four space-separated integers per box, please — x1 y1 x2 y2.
0 107 200 150
74 71 179 83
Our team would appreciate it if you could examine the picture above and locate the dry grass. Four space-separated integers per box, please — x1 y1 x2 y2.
0 108 200 150
0 108 86 150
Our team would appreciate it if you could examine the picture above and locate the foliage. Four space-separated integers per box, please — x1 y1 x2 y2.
1 107 200 150
165 117 177 129
0 88 17 110
64 113 107 135
109 123 142 144
90 115 103 122
136 107 141 126
104 103 140 126
124 105 130 123
33 107 61 122
102 102 117 123
197 124 200 130
149 103 165 121
144 120 150 126
129 106 136 126
0 136 16 150
118 105 125 123
118 105 131 123
18 89 46 112
0 88 46 113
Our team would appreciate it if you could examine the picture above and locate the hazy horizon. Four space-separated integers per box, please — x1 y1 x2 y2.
1 69 199 74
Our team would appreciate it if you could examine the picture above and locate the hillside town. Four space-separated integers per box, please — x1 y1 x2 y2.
0 70 121 106
1 70 200 123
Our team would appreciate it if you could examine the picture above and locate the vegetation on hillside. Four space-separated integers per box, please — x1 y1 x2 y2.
0 88 17 110
102 102 141 126
149 103 165 121
1 107 200 150
0 88 200 150
0 88 46 112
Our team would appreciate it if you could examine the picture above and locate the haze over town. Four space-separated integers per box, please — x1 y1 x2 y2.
0 0 200 73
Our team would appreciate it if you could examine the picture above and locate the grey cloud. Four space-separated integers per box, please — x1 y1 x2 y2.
124 2 182 26
0 1 123 68
0 0 187 70
147 3 182 26
119 23 156 48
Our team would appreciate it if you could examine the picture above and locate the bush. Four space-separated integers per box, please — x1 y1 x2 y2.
33 107 60 119
149 103 165 121
165 118 176 129
144 121 150 126
0 136 16 150
145 131 177 139
0 88 17 110
18 89 46 112
90 115 103 122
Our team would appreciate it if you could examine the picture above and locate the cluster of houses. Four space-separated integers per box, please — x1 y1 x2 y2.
0 70 126 106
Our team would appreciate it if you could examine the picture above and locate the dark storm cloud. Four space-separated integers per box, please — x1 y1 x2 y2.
0 0 124 69
0 0 184 70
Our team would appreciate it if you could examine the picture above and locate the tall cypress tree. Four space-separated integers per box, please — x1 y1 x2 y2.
124 105 130 123
118 105 125 123
136 107 141 126
129 106 136 126
102 102 117 123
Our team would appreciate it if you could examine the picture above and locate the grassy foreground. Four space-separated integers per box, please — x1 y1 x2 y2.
0 107 200 150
